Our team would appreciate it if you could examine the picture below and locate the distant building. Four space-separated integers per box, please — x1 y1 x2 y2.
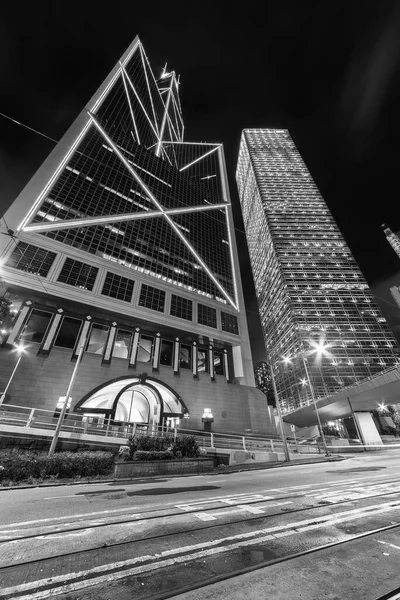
236 129 400 414
254 362 275 407
0 38 276 436
382 224 400 260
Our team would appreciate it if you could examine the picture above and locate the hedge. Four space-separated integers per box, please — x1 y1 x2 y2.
0 451 115 482
133 450 174 461
127 434 200 460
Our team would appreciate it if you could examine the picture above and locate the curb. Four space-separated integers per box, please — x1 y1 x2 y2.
0 455 347 491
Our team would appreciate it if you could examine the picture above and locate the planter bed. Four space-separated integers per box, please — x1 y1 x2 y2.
114 458 214 479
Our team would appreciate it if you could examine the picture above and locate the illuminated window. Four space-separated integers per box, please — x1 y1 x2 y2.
214 351 224 375
137 334 154 362
20 309 52 344
58 258 98 291
138 284 165 312
6 242 57 277
197 348 209 372
198 304 217 328
86 324 109 354
112 329 132 359
179 344 192 369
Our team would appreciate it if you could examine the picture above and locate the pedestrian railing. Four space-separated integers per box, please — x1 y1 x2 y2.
0 403 306 454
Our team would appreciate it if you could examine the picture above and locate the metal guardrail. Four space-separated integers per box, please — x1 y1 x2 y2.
0 403 316 453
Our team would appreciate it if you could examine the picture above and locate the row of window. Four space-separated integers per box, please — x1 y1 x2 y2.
19 309 224 374
6 245 239 334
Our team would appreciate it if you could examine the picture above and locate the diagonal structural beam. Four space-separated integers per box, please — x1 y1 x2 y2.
87 112 237 309
120 65 140 144
22 203 230 233
155 73 175 158
139 42 160 136
179 145 221 172
121 65 160 140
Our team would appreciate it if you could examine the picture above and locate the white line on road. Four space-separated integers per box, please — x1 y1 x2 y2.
378 540 400 551
3 499 400 599
44 494 83 500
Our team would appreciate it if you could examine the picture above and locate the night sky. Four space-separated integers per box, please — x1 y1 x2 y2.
1 1 400 363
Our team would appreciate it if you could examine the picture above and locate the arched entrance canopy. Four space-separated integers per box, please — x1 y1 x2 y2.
74 375 188 425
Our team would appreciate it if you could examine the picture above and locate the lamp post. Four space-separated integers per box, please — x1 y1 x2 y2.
282 340 331 457
301 355 329 456
0 344 26 408
268 360 290 462
48 339 86 456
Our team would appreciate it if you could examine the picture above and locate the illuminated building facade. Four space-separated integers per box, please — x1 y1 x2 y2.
237 129 400 414
0 39 276 436
382 224 400 260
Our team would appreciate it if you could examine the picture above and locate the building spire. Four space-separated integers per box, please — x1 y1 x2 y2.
382 223 400 259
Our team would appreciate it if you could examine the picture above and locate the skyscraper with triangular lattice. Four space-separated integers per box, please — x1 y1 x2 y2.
0 37 276 437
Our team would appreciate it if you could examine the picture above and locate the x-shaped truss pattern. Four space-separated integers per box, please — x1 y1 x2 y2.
18 38 238 309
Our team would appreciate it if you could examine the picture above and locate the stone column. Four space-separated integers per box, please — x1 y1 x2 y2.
129 327 140 369
40 308 64 355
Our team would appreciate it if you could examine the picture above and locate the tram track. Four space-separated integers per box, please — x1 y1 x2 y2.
2 479 400 547
1 512 400 599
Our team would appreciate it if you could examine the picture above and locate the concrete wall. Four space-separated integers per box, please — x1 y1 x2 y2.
0 346 276 436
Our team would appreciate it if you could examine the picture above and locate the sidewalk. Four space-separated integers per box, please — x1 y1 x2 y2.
0 454 346 491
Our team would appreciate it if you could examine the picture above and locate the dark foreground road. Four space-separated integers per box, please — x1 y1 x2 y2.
1 451 400 599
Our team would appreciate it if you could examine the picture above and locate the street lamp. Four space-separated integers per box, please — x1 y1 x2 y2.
0 343 26 407
268 359 290 462
282 341 331 457
48 338 86 456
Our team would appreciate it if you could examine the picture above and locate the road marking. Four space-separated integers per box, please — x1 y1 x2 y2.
0 507 144 529
3 499 400 600
193 512 217 521
206 479 226 483
44 494 83 500
237 504 264 514
378 540 400 551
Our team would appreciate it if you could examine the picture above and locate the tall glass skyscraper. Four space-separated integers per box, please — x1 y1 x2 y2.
237 128 400 414
0 39 276 437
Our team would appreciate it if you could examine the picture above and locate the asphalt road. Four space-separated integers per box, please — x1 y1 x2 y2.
1 451 400 599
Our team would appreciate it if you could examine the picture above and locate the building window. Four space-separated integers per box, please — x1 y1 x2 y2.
86 323 109 354
170 295 192 321
101 272 134 302
221 312 239 335
179 344 192 369
54 317 82 349
138 284 165 312
214 351 224 375
112 329 132 359
197 303 217 328
58 258 98 291
6 242 57 277
197 348 209 372
160 340 174 366
20 309 53 344
137 334 154 362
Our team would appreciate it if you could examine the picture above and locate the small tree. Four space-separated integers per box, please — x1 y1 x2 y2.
0 277 11 322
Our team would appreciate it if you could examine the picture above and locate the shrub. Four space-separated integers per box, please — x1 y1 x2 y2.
0 451 114 482
127 434 200 459
133 450 174 461
172 435 200 458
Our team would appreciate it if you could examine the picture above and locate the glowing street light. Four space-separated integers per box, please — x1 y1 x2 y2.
282 341 331 456
0 344 26 407
267 358 290 462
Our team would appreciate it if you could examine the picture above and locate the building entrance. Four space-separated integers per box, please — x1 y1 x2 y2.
74 376 188 428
